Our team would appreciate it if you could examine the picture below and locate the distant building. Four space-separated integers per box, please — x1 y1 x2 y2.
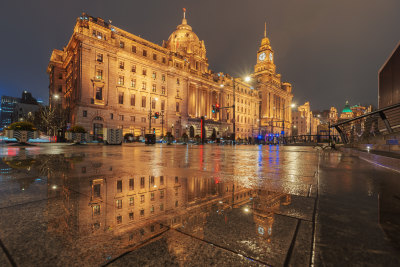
339 101 372 120
379 41 400 109
12 103 40 123
291 102 320 135
339 101 353 120
0 96 20 131
12 91 40 122
0 91 40 131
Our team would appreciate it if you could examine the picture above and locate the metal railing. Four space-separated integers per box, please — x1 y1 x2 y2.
330 103 400 144
284 134 340 144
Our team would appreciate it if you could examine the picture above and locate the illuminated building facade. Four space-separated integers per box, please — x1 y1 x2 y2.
47 12 293 140
291 102 320 136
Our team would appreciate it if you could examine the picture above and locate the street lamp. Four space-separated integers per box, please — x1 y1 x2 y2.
149 96 158 134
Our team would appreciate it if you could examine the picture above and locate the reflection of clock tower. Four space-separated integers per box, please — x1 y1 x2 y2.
254 23 293 135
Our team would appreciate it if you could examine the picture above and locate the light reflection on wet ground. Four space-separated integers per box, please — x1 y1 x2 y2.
0 144 399 266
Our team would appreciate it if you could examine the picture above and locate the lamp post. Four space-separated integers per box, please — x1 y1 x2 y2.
148 96 158 134
232 78 236 144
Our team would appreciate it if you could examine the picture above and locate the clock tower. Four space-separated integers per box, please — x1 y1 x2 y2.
252 23 293 136
255 23 276 74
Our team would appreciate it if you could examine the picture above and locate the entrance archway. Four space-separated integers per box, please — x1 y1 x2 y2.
92 116 104 141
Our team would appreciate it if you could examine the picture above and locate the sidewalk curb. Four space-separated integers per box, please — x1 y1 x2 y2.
340 147 400 173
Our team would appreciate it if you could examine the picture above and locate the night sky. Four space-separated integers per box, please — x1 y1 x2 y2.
1 0 399 111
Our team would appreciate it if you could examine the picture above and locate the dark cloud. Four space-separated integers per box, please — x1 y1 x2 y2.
0 0 399 110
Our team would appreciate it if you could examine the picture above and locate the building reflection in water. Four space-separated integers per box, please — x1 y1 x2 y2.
2 154 292 265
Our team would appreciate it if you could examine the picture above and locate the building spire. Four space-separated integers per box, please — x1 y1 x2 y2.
181 8 187 24
264 22 267 38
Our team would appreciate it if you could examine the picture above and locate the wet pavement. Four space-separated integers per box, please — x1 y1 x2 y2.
0 144 399 266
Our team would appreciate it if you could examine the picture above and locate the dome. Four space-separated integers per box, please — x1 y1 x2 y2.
165 10 206 59
342 101 352 113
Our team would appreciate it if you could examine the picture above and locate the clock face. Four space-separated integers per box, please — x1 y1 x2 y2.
269 52 273 61
259 52 266 61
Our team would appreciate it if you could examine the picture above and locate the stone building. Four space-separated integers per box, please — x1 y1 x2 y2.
47 12 293 140
291 102 320 136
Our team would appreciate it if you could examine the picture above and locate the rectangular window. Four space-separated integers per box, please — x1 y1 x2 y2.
96 70 103 80
152 72 156 80
140 195 145 203
140 209 144 216
140 177 145 188
150 206 154 213
83 110 87 117
119 61 124 69
93 205 100 216
58 73 63 79
176 78 180 85
160 190 164 199
117 180 122 193
143 50 147 57
97 54 103 62
58 85 62 92
129 179 134 190
120 41 125 48
175 176 178 183
129 197 134 206
131 79 136 88
118 92 124 104
153 54 157 60
152 99 156 109
176 102 180 112
116 199 122 209
95 87 103 100
117 215 122 224
130 116 135 122
151 192 155 201
160 204 164 211
131 65 136 73
141 96 146 108
161 86 166 95
161 100 165 111
118 76 124 86
162 74 166 81
93 184 100 200
162 57 166 64
152 84 156 93
129 212 134 220
142 69 147 76
160 176 164 185
110 113 114 120
132 45 136 53
130 95 135 106
150 176 154 185
119 115 124 121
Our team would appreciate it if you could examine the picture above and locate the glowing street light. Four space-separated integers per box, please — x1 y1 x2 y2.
245 76 251 82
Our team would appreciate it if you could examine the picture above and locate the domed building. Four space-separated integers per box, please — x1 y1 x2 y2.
340 101 353 119
163 10 208 74
47 10 294 141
